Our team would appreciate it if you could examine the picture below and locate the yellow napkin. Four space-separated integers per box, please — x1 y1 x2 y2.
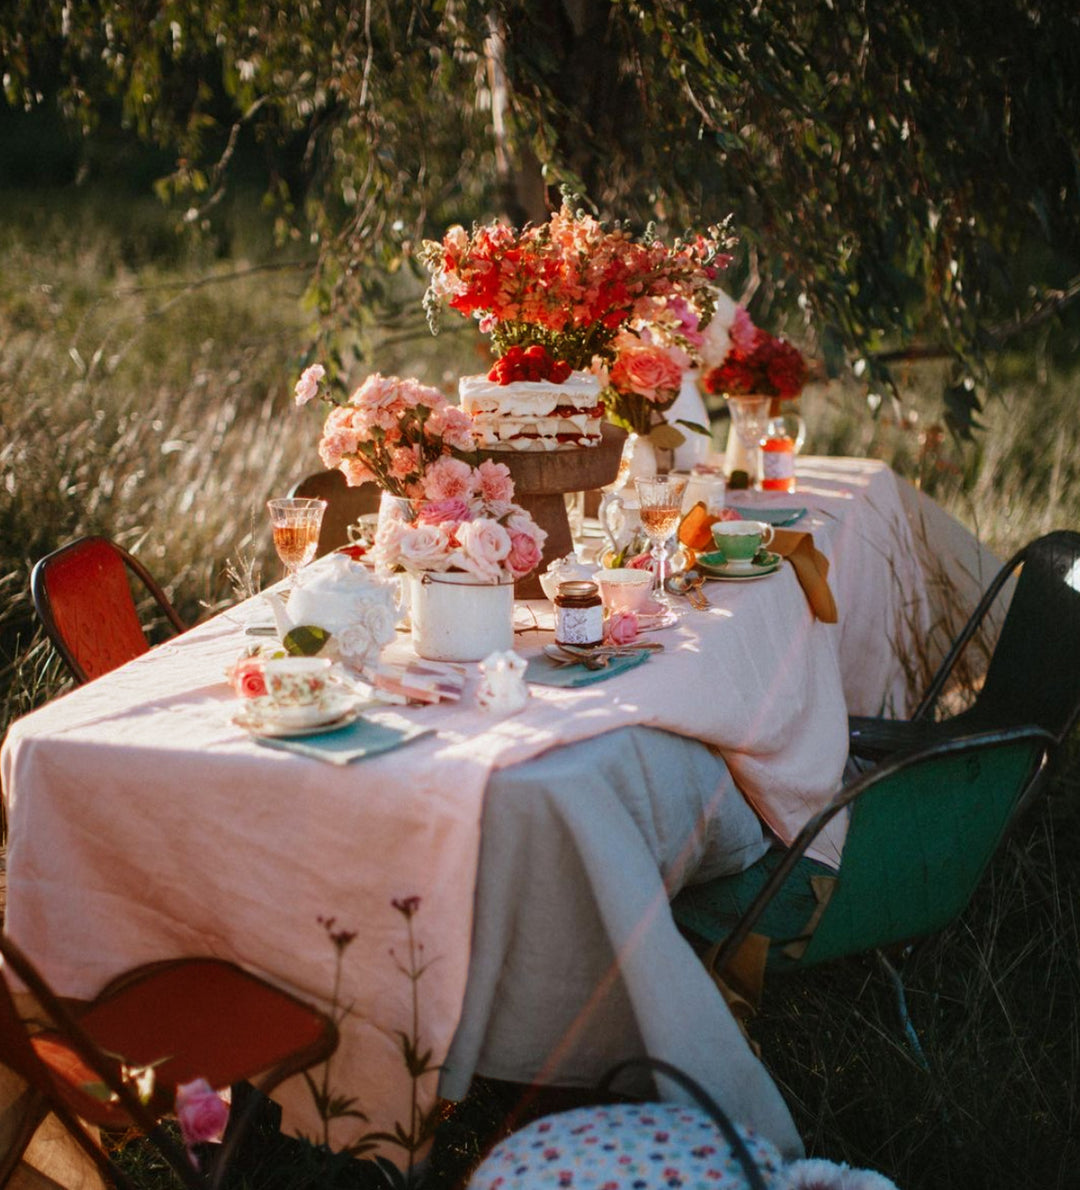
678 503 838 623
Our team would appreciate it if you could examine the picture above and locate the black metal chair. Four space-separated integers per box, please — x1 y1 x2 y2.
30 536 188 684
848 530 1080 761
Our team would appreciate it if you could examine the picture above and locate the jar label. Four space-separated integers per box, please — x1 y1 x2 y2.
556 605 604 646
761 445 795 482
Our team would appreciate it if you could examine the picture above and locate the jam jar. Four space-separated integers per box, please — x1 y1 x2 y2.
554 580 604 647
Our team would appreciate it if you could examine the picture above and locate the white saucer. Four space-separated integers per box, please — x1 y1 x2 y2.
233 704 363 739
234 691 361 734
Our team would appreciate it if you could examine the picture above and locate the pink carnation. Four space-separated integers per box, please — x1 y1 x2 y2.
474 459 515 505
427 403 477 452
423 456 476 502
294 363 325 407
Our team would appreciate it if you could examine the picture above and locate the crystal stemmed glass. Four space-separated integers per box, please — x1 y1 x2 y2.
727 396 773 488
267 497 327 586
634 474 689 606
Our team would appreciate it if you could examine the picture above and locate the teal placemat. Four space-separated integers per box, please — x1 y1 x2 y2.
254 719 433 765
525 651 651 688
731 505 807 526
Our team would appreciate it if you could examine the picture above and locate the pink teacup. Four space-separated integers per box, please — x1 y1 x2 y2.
593 568 654 613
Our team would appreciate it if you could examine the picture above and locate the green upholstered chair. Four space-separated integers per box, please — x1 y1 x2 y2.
672 727 1054 988
849 530 1080 762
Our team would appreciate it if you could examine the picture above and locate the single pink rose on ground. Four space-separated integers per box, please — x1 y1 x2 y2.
175 1078 229 1163
229 656 266 699
604 609 639 645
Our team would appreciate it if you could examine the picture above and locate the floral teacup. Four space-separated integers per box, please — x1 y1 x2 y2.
259 657 336 725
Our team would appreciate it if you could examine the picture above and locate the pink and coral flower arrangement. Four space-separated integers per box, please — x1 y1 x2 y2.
295 367 476 499
421 201 730 371
699 297 807 401
601 329 687 436
375 457 547 584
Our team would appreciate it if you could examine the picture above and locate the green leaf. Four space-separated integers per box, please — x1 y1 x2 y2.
283 625 331 656
675 418 711 437
648 423 687 451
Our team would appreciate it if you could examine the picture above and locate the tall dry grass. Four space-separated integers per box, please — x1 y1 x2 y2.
3 187 1080 1190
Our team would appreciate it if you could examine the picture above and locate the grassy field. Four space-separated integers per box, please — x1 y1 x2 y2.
3 183 1080 1189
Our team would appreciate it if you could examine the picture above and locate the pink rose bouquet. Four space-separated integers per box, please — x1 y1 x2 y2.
374 458 546 583
295 368 477 499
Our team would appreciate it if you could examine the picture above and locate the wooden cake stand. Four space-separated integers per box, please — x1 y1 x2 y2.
479 423 627 599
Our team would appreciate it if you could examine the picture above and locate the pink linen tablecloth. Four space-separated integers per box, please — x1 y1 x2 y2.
0 456 928 1165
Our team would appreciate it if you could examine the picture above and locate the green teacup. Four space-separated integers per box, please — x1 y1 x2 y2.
709 520 774 570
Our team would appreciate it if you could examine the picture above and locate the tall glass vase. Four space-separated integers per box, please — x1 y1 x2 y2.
724 395 773 487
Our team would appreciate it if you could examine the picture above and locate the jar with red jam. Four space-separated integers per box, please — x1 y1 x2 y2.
554 581 604 647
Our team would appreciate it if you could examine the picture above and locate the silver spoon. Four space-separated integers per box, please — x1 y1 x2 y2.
665 569 709 609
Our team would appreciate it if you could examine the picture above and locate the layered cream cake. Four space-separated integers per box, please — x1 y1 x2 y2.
458 371 604 451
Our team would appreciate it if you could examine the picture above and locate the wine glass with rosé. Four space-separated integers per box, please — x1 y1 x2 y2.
634 474 689 607
267 497 327 586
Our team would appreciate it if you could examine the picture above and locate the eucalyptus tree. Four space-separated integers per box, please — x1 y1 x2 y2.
3 0 1078 432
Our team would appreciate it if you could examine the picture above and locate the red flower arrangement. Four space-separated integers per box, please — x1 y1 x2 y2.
702 326 807 401
421 202 730 371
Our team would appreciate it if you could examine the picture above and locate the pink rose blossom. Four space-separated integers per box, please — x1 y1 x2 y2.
229 656 266 699
474 459 515 504
175 1078 229 1161
294 363 325 407
625 551 656 572
373 516 410 570
610 342 683 404
397 523 454 571
506 530 543 578
417 497 472 526
604 609 639 645
451 518 512 582
424 456 476 502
